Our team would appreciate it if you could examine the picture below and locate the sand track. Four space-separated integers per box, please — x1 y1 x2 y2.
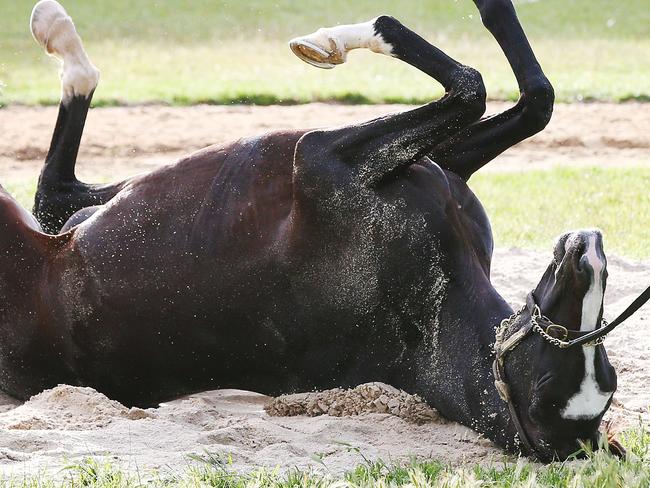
1 102 649 183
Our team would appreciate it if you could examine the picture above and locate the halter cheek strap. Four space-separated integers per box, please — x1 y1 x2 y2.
492 312 536 455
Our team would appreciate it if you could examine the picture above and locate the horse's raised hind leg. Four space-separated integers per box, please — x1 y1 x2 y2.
427 0 555 180
290 16 486 188
31 0 125 234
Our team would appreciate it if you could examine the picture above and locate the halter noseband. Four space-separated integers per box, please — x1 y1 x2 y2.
492 285 650 458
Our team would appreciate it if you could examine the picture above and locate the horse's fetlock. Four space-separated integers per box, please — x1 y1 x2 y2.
453 66 487 117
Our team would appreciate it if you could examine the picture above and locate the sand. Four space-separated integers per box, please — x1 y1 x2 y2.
0 248 646 478
1 102 649 183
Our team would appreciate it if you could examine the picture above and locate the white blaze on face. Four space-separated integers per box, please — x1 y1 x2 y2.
289 18 394 69
31 0 99 104
561 234 613 420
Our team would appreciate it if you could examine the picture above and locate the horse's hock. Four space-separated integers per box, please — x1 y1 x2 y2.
265 382 443 424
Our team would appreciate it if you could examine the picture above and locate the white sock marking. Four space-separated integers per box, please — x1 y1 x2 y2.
322 19 394 56
31 0 99 103
561 234 613 420
289 18 394 68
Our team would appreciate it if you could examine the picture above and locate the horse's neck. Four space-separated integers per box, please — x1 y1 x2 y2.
426 282 520 448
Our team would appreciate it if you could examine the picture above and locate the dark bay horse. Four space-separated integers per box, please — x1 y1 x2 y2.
0 0 622 461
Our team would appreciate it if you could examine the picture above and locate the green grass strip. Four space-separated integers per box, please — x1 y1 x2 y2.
2 422 648 487
1 0 650 105
471 167 650 260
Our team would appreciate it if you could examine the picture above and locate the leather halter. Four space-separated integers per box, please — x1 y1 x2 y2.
492 285 650 458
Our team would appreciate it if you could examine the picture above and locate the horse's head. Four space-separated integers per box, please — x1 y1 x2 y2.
497 229 618 461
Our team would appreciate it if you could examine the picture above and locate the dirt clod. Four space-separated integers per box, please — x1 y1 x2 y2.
266 382 442 424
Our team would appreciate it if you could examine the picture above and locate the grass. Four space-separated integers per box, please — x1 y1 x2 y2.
4 166 649 259
1 0 649 106
470 166 650 260
2 422 649 487
4 178 36 211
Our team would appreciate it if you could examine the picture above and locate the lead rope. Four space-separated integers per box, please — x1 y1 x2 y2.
531 305 606 348
530 285 650 349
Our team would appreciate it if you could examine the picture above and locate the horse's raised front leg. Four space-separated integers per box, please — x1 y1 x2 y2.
31 0 126 234
427 0 555 180
290 16 486 188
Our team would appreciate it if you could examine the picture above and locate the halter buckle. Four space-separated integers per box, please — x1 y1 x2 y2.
495 379 510 402
545 324 569 341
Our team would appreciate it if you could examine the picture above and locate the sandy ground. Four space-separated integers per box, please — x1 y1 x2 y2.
1 102 649 183
0 248 647 478
0 103 648 477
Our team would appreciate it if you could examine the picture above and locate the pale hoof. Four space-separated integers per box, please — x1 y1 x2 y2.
30 0 71 57
30 0 99 102
289 32 346 69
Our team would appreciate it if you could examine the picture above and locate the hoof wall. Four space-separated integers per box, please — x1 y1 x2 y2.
31 0 71 54
289 36 346 69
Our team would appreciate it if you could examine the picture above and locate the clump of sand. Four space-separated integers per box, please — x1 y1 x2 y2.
266 382 441 424
0 385 150 431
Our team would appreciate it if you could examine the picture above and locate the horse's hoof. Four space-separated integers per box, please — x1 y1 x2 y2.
31 0 71 56
289 32 346 69
30 0 99 102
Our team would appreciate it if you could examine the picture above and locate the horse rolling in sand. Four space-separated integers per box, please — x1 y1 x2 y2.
0 0 630 461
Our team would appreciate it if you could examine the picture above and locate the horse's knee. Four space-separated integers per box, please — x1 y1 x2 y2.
520 78 555 133
31 0 99 103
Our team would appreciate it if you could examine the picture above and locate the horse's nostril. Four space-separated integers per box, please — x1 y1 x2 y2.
563 234 586 259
